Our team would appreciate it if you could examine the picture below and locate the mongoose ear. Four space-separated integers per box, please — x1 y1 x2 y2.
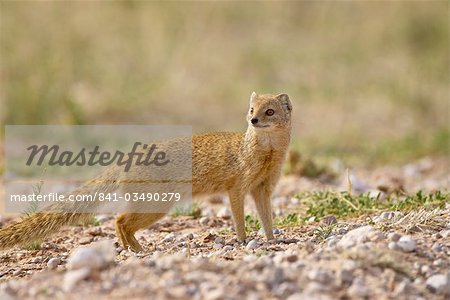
249 91 257 104
277 93 292 112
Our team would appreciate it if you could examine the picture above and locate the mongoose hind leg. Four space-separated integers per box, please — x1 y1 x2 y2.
251 185 274 240
115 212 166 252
228 190 246 241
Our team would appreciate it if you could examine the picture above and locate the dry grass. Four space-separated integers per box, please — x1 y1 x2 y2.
379 208 448 233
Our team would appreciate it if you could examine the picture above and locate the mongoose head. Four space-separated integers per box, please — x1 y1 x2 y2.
247 92 292 131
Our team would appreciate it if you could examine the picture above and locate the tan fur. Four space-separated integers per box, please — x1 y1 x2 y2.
0 92 292 252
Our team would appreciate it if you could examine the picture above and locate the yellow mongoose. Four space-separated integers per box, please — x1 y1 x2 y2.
0 92 292 252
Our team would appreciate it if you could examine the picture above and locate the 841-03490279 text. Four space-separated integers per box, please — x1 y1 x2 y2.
9 192 182 203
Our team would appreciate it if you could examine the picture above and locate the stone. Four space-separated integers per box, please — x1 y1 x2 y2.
367 231 384 242
307 216 316 223
263 267 285 286
388 232 401 242
47 257 60 270
214 237 225 245
274 282 298 298
420 265 431 275
199 217 209 226
388 242 400 251
337 228 348 235
337 226 375 249
284 254 298 263
432 242 443 252
31 256 43 264
348 278 369 297
379 211 394 221
86 227 102 236
63 268 91 292
327 236 338 247
337 269 354 285
67 240 115 271
439 229 450 238
222 245 233 252
68 248 104 270
432 232 442 239
78 237 93 245
213 243 223 249
246 239 259 250
433 259 447 267
426 273 450 295
393 279 412 296
342 259 359 271
307 268 332 283
163 233 176 243
397 235 416 252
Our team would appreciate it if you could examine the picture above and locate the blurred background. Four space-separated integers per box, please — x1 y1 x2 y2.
1 1 449 168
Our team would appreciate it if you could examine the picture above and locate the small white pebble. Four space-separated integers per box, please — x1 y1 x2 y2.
246 239 259 250
199 217 209 226
397 235 416 252
426 273 450 295
214 237 225 245
222 245 233 252
388 241 400 251
388 232 401 242
432 243 443 252
47 257 60 270
213 243 223 249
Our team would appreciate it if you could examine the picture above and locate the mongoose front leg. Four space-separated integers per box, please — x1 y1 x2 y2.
228 190 246 241
251 184 274 240
115 212 166 252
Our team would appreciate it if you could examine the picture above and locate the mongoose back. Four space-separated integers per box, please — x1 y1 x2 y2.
0 92 292 252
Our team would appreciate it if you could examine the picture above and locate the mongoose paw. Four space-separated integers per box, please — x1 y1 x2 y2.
265 233 275 240
236 236 247 243
127 244 144 253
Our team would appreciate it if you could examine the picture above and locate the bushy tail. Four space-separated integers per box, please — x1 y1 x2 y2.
0 168 120 250
0 212 92 250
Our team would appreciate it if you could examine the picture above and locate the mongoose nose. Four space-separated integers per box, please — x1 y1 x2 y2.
251 118 259 124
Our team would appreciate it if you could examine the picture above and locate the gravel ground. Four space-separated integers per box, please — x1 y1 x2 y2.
0 156 449 299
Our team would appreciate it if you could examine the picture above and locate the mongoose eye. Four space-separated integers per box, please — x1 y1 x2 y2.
250 108 254 114
265 109 275 116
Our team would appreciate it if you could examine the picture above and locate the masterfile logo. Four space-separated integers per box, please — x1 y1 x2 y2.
4 125 193 213
25 142 170 172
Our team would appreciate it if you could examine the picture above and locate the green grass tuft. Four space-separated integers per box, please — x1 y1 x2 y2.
245 214 261 233
23 241 42 251
297 190 448 220
82 216 102 226
171 203 202 219
275 213 302 228
314 223 337 242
